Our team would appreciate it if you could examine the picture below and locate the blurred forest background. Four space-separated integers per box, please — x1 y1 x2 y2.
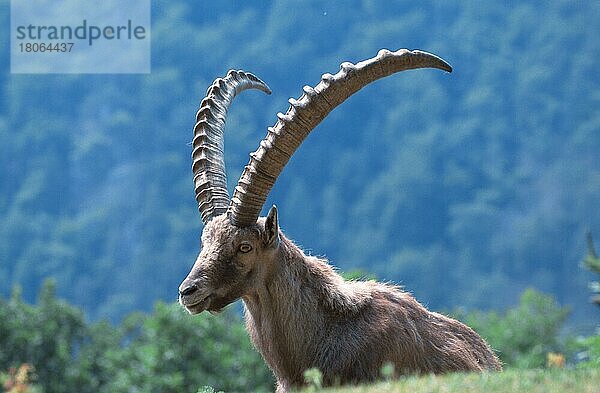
1 1 599 391
1 0 598 323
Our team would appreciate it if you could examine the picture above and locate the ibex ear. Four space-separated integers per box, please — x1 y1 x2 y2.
264 205 280 247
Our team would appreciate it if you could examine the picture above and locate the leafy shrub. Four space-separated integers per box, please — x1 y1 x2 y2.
576 334 600 369
111 301 273 393
0 282 89 393
454 288 569 368
0 281 273 393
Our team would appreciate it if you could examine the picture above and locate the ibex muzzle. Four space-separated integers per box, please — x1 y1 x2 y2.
178 49 500 393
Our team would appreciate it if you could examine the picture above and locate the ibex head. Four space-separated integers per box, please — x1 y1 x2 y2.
179 49 451 314
179 208 280 314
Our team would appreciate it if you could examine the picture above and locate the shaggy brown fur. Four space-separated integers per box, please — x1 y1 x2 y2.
179 209 501 392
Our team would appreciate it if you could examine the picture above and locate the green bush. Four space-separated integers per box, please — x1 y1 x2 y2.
576 334 600 369
110 302 273 393
454 288 570 368
0 281 273 393
0 282 89 393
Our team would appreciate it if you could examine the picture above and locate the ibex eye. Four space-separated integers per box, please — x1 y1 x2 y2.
239 243 252 253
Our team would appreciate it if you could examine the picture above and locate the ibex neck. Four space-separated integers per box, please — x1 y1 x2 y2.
242 234 371 384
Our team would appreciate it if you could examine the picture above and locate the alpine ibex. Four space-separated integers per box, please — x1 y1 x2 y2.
179 49 501 392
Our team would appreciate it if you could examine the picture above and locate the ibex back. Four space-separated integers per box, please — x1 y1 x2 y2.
179 49 501 392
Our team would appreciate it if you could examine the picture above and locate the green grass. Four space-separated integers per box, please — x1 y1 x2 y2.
313 368 600 393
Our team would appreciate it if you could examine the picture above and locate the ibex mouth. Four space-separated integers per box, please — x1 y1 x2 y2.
181 294 212 315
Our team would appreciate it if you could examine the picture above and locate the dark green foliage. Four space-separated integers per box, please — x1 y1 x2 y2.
0 282 88 393
109 302 273 393
454 288 570 368
576 334 600 369
0 282 273 393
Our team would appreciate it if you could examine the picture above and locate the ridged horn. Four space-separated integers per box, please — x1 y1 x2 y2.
192 70 271 223
228 49 452 227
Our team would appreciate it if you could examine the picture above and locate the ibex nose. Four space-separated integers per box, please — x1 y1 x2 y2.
179 283 198 297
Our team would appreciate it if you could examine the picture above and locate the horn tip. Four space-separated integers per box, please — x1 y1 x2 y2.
411 49 453 73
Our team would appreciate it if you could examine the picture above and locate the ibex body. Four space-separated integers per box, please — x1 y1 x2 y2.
179 49 501 392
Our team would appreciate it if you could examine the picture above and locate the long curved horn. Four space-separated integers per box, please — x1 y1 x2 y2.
192 70 271 223
228 49 452 227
